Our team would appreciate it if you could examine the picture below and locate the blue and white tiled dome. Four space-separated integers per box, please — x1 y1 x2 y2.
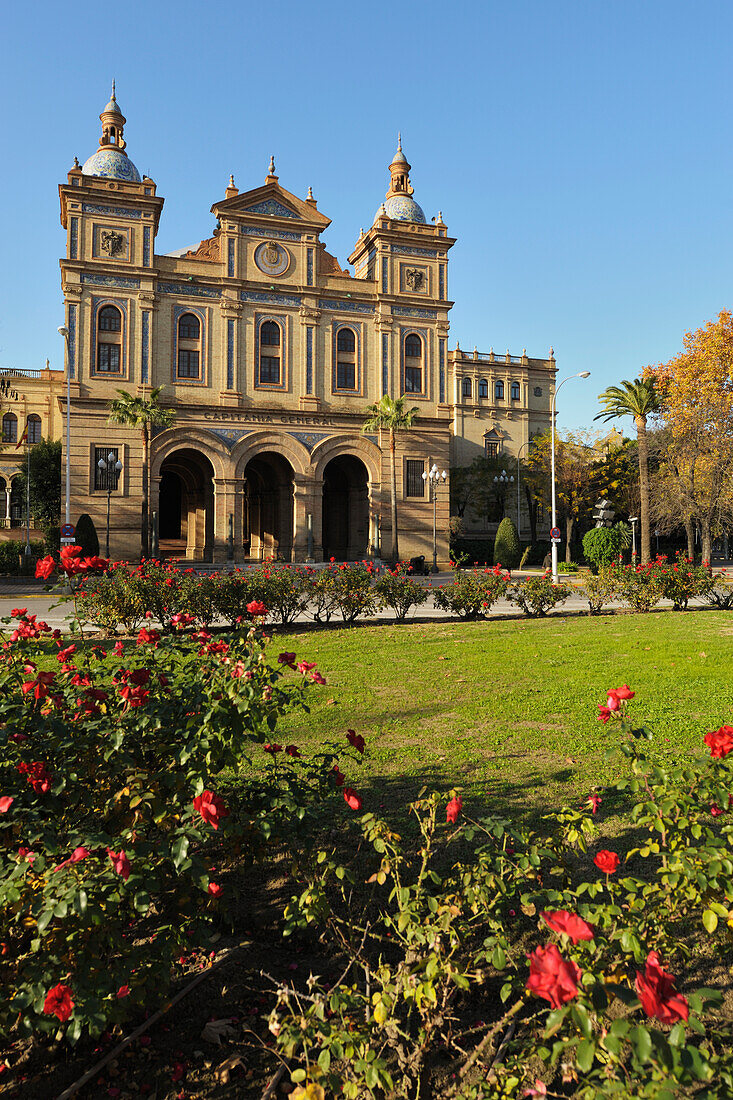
82 148 141 182
376 194 427 224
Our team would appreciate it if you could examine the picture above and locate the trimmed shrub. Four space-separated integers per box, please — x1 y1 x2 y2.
493 516 521 570
579 567 621 615
656 554 715 610
614 562 664 612
74 513 99 558
582 526 622 572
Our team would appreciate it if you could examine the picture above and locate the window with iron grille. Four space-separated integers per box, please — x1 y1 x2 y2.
337 361 356 389
94 447 120 491
259 356 280 385
27 415 41 444
177 349 200 379
97 343 121 373
405 459 425 498
178 313 200 340
2 413 17 444
98 306 121 332
485 440 499 458
337 328 355 352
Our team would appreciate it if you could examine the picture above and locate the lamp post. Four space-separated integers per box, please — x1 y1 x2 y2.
24 430 31 558
57 326 71 529
493 468 514 524
551 371 590 584
629 516 638 565
97 451 123 558
421 463 447 573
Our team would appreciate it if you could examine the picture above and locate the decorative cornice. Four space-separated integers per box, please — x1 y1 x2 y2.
320 298 374 315
81 274 140 289
158 282 220 299
241 291 301 307
241 225 301 242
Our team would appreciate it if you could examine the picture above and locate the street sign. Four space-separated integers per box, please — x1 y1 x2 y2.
61 524 75 538
549 526 561 540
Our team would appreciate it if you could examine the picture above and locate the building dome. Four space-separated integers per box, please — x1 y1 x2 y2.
81 148 141 182
376 194 427 224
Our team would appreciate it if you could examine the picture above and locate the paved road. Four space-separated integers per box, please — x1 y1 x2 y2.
0 584 718 633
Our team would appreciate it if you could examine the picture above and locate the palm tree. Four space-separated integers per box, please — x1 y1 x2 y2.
595 378 660 564
362 395 419 562
108 387 176 559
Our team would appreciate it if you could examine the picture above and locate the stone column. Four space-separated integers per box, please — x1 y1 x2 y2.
213 478 239 563
4 488 10 525
292 473 319 562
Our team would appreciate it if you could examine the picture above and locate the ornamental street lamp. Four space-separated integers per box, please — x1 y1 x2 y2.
493 468 514 523
629 516 638 565
421 463 447 573
551 371 590 584
97 451 123 558
515 441 532 540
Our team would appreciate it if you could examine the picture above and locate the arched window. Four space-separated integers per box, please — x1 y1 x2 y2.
177 312 202 380
2 413 17 444
96 304 122 374
478 379 488 398
404 333 423 393
259 320 282 385
336 327 357 390
462 377 472 398
494 380 505 400
27 414 41 444
511 381 521 401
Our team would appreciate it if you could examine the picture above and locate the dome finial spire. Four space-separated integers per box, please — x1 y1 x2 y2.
112 78 116 100
82 85 141 182
266 154 278 184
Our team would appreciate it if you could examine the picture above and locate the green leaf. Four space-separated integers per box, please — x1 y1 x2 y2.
171 835 189 870
702 908 718 933
291 1069 306 1083
576 1039 595 1073
37 908 53 934
492 945 506 971
629 1025 652 1063
74 890 87 916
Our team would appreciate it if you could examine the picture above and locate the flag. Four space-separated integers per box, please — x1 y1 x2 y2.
15 426 27 449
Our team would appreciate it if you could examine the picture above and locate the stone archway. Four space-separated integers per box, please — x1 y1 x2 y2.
243 452 295 561
158 449 215 561
322 455 370 561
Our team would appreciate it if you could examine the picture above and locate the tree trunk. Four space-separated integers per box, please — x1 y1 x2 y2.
685 516 694 561
141 426 149 561
701 522 712 570
524 484 537 543
389 428 399 562
565 515 574 563
635 415 651 564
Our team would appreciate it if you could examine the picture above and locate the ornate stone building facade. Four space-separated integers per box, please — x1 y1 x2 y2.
5 89 557 561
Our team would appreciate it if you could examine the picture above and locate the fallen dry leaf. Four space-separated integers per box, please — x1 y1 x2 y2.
202 1018 237 1046
216 1052 245 1084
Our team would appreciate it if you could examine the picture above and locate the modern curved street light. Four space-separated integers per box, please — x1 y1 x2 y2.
551 371 591 584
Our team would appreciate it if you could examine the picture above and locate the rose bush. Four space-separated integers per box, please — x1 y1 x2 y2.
0 568 366 1043
267 686 733 1098
432 567 510 619
508 572 571 617
373 564 429 621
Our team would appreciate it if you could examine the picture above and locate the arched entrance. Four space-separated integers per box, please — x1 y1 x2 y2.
322 455 369 561
243 452 294 560
158 449 214 561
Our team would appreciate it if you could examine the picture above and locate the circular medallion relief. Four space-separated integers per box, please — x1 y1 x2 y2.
254 241 290 277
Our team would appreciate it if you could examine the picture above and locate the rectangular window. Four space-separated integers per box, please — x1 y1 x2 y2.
94 446 120 490
485 441 499 459
97 343 121 373
177 349 200 379
336 362 356 389
404 365 422 393
405 459 425 498
259 356 281 385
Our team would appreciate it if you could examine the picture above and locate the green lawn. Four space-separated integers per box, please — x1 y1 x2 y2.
276 610 733 818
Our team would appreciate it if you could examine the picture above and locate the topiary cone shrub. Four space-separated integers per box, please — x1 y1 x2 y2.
493 516 521 570
74 513 100 558
582 526 622 574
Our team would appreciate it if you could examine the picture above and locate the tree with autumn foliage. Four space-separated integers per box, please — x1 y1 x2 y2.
645 309 733 564
524 431 604 562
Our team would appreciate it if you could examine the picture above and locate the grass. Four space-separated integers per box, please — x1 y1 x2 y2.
276 609 733 819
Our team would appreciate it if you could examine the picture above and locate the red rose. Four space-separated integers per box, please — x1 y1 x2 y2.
35 556 56 580
704 726 733 759
246 600 268 617
285 745 300 757
193 790 229 830
108 849 131 881
344 787 363 812
446 795 463 824
332 765 345 787
346 729 366 754
0 797 13 814
278 651 297 668
264 743 283 755
609 684 635 701
526 944 581 1008
43 983 74 1022
136 627 160 646
541 910 595 943
597 705 612 723
208 882 223 898
52 846 90 873
594 850 620 874
635 951 689 1024
116 984 130 999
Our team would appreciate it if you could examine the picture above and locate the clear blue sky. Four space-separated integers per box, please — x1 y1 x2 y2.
2 0 732 429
